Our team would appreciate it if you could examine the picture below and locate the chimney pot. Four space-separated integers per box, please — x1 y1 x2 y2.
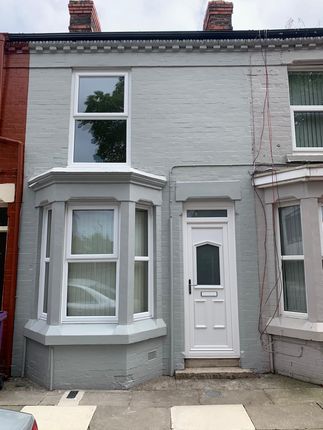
203 1 233 31
68 0 101 33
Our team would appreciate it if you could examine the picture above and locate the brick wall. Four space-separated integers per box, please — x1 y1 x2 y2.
0 38 29 375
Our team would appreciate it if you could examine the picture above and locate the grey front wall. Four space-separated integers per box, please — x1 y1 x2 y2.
14 46 323 386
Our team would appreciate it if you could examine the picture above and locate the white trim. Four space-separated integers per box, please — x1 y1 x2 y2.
62 204 119 323
133 205 154 320
253 165 323 188
0 184 15 203
38 206 52 320
183 201 240 359
68 71 130 167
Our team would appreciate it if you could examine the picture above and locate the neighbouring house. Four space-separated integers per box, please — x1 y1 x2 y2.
7 0 323 388
0 34 28 376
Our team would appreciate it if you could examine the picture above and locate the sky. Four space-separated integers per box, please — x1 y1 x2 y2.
0 0 322 34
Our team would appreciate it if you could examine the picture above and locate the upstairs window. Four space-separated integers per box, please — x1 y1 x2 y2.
289 72 323 151
278 205 307 314
71 73 128 164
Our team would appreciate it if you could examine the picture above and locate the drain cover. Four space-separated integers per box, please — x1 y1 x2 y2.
67 390 79 399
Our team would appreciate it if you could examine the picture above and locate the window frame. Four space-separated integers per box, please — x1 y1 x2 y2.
68 71 131 168
38 206 52 320
62 203 119 323
289 70 323 153
133 205 154 320
276 202 308 319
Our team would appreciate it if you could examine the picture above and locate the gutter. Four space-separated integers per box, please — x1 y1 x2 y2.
7 27 323 43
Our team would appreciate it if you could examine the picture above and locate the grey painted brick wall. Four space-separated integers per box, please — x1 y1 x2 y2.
14 45 322 385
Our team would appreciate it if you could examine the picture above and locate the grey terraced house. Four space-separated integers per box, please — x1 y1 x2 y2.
9 0 323 389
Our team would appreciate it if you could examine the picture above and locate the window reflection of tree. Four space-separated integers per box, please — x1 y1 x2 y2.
79 77 126 162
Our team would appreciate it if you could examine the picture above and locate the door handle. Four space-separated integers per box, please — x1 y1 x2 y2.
188 279 197 294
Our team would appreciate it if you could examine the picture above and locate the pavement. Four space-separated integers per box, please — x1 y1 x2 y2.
1 374 323 429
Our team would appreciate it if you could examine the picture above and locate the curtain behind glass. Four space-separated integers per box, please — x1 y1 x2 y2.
134 209 149 314
279 205 307 313
72 210 114 254
289 72 323 148
67 262 116 316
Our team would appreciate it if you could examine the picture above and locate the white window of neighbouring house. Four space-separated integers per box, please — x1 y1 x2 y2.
39 207 52 319
70 72 129 165
63 206 118 321
134 207 153 318
278 205 307 315
289 72 323 151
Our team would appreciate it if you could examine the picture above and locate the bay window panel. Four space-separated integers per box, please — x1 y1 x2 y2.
282 260 307 313
72 210 114 255
74 120 126 163
78 76 124 113
135 209 148 257
279 206 303 255
134 261 148 314
67 262 116 317
43 262 49 314
46 210 52 258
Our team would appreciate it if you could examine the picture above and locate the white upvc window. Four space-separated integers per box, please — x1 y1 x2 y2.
134 206 153 319
62 205 119 322
69 72 130 166
38 207 52 320
289 71 323 152
278 204 307 317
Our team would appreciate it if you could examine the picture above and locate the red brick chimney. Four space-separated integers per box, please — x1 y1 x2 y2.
68 0 101 33
203 1 233 31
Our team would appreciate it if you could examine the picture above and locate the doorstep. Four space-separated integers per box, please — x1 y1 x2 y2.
175 367 256 380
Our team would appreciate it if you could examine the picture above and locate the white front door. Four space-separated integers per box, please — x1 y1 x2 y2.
183 204 240 358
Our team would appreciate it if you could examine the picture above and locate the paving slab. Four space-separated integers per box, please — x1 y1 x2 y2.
130 390 199 409
246 403 323 429
0 391 46 406
200 388 273 406
265 388 323 405
238 375 316 391
175 378 244 391
22 406 96 430
134 376 177 391
171 405 254 430
39 392 65 406
80 390 131 407
89 406 170 430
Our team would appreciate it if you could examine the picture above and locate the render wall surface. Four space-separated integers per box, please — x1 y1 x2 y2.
13 45 319 383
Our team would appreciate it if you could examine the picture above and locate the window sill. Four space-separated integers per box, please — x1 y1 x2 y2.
267 316 323 341
287 153 323 163
24 318 167 346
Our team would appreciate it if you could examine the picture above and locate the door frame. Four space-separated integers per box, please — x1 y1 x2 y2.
183 201 240 358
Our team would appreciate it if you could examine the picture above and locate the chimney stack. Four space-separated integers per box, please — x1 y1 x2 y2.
68 0 101 33
203 1 233 31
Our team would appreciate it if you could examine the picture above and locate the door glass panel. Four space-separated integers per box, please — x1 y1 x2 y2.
187 210 227 218
197 244 220 285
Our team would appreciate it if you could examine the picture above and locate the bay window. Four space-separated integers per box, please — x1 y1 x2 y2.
38 207 52 319
71 72 128 164
289 71 323 150
134 207 152 317
278 205 307 314
64 206 118 320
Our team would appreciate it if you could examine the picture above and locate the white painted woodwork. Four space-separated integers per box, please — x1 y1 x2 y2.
183 203 240 358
